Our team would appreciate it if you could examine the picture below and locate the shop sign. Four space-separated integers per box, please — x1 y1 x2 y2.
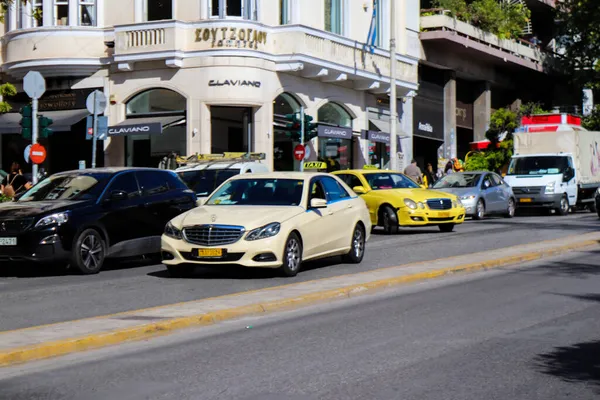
413 96 444 141
108 122 162 136
9 88 97 111
366 130 390 144
195 27 268 49
208 79 261 88
456 101 473 130
317 125 352 140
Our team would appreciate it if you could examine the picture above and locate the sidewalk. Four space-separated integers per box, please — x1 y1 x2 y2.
2 232 600 367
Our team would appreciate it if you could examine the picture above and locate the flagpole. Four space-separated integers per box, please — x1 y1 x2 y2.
389 0 398 171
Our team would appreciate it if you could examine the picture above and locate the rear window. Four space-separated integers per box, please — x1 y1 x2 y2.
178 169 241 196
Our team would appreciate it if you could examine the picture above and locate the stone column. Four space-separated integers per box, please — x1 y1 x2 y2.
510 98 522 113
197 101 211 155
187 98 201 156
253 103 274 170
400 96 413 170
444 71 457 159
474 81 491 142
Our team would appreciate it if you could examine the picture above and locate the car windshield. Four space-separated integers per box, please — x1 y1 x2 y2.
206 178 304 206
178 169 241 196
18 173 107 202
364 173 420 190
507 156 569 175
433 174 481 189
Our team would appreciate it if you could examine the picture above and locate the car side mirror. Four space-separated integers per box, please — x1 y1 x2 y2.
563 167 574 182
352 186 367 195
420 184 427 189
110 190 128 201
483 181 491 189
310 198 328 209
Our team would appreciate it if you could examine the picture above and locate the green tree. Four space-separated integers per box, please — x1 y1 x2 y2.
0 82 16 113
556 0 600 89
583 105 600 131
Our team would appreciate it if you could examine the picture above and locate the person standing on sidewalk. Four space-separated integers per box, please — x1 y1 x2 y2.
404 159 423 184
424 163 437 188
1 162 31 198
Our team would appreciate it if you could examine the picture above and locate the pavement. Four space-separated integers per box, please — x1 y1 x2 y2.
1 219 599 367
1 212 599 331
2 247 600 399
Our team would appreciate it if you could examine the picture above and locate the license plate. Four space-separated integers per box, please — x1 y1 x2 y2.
193 248 223 258
438 212 450 218
0 237 17 246
519 198 532 203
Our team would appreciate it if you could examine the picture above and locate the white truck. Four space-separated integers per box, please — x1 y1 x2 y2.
504 128 600 215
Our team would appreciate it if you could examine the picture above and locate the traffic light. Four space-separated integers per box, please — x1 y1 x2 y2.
19 105 32 139
303 114 318 141
284 113 301 141
38 115 53 138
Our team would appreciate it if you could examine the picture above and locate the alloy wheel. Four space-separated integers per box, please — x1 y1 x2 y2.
286 238 301 272
477 200 485 219
80 234 103 270
508 199 515 217
352 227 364 259
561 197 569 214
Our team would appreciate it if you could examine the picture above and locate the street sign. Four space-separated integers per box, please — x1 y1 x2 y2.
30 143 47 164
23 144 31 163
294 144 305 161
23 71 46 99
86 116 108 140
86 90 107 115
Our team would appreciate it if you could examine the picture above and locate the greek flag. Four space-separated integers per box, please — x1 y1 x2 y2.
366 0 378 54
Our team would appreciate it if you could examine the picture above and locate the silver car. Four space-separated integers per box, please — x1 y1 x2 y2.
432 171 516 219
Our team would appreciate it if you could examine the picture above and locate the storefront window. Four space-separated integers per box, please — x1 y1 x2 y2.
273 93 301 171
317 102 353 172
125 89 186 168
369 142 390 169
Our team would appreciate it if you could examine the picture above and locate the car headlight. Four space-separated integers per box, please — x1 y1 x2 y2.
164 221 182 240
35 212 69 228
459 195 476 201
452 199 463 208
246 222 281 241
404 199 417 209
417 202 425 209
545 182 555 194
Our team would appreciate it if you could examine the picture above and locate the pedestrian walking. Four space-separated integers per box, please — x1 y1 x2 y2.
424 163 436 188
404 159 423 184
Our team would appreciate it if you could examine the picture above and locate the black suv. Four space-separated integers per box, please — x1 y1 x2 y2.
0 168 196 274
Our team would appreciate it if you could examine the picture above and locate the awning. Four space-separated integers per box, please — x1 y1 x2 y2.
368 119 411 139
0 109 89 134
108 115 185 136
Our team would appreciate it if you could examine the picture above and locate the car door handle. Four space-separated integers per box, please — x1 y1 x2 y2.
347 204 353 209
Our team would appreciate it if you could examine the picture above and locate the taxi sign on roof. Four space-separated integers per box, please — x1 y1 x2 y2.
303 161 327 170
363 165 378 170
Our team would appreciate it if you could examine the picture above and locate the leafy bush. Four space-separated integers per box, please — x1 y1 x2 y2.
583 105 600 131
430 0 531 40
0 194 12 203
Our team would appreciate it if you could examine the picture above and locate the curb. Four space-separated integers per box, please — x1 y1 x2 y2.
1 238 597 367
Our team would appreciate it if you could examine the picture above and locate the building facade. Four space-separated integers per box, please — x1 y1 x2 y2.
0 0 420 174
416 0 575 170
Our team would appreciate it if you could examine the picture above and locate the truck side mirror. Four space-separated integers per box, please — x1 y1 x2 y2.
563 167 574 182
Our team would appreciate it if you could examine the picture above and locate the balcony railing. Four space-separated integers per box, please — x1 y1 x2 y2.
113 21 417 85
420 9 551 70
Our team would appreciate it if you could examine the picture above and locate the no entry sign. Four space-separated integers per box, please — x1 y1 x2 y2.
30 143 47 164
294 144 305 161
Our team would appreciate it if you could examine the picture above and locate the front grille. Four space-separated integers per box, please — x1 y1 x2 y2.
183 225 245 246
426 199 452 210
512 186 543 195
0 218 35 233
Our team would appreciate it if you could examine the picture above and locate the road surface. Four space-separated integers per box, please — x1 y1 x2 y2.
2 246 599 399
0 212 598 331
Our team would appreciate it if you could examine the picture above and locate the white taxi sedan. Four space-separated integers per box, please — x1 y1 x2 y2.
161 172 371 277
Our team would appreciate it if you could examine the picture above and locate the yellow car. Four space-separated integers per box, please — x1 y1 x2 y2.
332 169 465 233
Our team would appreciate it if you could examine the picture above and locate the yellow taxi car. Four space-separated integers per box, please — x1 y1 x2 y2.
333 169 465 234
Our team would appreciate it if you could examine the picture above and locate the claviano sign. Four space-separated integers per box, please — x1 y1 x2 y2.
108 122 162 136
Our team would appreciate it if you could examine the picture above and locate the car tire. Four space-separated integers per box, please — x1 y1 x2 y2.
380 205 399 235
439 224 455 233
166 265 195 278
504 198 516 218
473 199 485 220
279 232 302 277
342 224 366 264
589 201 597 214
71 228 106 275
557 195 570 216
